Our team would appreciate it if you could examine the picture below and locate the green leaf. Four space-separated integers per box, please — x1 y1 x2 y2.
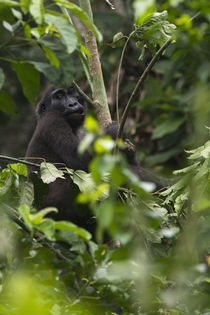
0 1 21 7
152 116 185 139
0 172 12 196
37 219 56 241
30 61 60 83
54 221 92 241
11 62 40 104
29 207 58 225
45 14 78 53
18 204 33 231
29 0 44 24
19 179 34 207
54 0 102 42
41 44 60 68
0 68 5 89
40 162 65 184
10 163 27 176
20 0 30 14
72 170 95 193
0 90 17 117
133 0 155 25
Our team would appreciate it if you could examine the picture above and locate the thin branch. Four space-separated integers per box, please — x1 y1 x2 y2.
0 155 41 168
72 81 95 108
116 31 135 124
118 38 172 138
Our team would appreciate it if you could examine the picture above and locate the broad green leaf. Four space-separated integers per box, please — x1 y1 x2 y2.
11 62 40 104
10 163 27 176
0 4 14 23
40 162 65 184
29 0 44 24
54 0 102 42
18 204 33 231
0 90 17 116
72 170 95 193
41 44 60 68
19 179 34 207
152 116 185 139
0 68 5 89
0 1 21 7
45 14 77 53
11 8 22 19
30 61 59 82
0 172 12 196
111 32 126 48
133 0 155 25
37 219 56 240
29 207 58 225
54 221 92 240
20 0 30 14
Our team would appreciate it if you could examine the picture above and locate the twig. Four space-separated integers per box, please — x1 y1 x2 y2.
0 155 41 168
72 81 95 108
118 38 172 138
116 31 135 124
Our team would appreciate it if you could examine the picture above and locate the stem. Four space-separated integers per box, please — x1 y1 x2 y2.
0 155 41 168
79 0 112 127
116 31 135 124
118 38 172 138
72 81 95 107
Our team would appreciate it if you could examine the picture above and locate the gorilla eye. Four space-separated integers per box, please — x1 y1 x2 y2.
55 93 64 100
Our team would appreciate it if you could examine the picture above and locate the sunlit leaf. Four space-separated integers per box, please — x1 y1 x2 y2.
72 170 95 193
41 44 60 68
45 14 77 53
40 162 65 184
133 0 155 25
29 0 44 25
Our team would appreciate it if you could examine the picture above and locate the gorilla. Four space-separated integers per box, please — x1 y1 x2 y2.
26 87 120 234
26 86 169 235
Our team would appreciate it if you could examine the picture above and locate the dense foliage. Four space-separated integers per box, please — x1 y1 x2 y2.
0 0 210 314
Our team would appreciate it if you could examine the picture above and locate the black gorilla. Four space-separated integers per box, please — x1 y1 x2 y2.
26 87 120 233
26 86 169 234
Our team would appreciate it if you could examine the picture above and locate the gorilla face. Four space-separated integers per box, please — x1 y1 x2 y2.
38 87 86 128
